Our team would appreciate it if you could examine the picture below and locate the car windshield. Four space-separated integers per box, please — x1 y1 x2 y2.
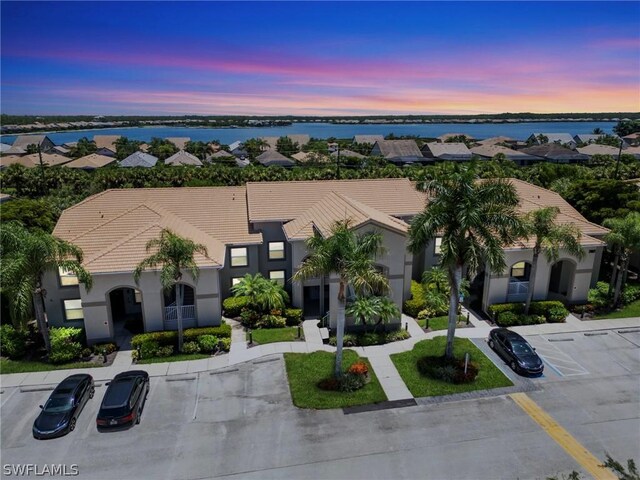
512 341 534 355
44 395 73 413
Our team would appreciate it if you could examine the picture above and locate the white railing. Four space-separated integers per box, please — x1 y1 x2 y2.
163 304 197 330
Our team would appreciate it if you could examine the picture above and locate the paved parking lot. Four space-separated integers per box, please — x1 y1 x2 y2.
1 328 639 480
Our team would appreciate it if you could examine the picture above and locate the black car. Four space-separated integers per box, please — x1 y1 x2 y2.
96 370 149 430
488 328 544 376
33 374 94 439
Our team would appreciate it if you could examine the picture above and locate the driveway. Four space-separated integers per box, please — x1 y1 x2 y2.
1 332 638 480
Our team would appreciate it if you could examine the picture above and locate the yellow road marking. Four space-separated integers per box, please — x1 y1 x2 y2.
509 393 616 480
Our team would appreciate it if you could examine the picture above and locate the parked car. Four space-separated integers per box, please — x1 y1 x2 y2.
487 328 544 376
96 370 149 430
33 374 94 439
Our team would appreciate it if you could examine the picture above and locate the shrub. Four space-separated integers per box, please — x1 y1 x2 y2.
0 325 27 359
139 340 160 359
317 377 340 391
547 306 569 323
495 311 520 327
49 327 83 364
131 350 140 362
403 280 426 317
258 314 287 329
329 334 358 347
622 285 640 305
156 345 174 357
358 332 382 346
338 372 366 392
240 309 261 328
520 315 546 325
529 300 565 317
218 338 231 352
385 330 411 343
93 342 117 355
417 355 479 384
488 303 524 319
283 308 303 326
588 281 611 309
183 324 231 340
131 331 177 348
181 341 201 354
222 296 250 317
348 361 369 376
198 335 218 353
81 347 92 358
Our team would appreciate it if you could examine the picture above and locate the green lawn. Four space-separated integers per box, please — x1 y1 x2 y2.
137 353 210 364
284 350 387 409
593 299 640 319
418 315 467 331
252 327 304 345
390 337 513 398
0 358 101 374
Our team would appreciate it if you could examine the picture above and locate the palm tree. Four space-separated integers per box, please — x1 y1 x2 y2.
592 128 604 135
408 168 523 359
346 295 400 333
231 273 289 312
522 207 585 314
0 222 92 353
134 229 207 352
603 212 640 307
293 219 388 378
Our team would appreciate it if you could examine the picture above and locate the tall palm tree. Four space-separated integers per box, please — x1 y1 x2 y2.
408 168 523 359
0 222 92 353
134 229 207 352
522 207 585 314
603 212 640 307
293 220 388 378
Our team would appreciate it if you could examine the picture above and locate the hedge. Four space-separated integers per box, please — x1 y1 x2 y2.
0 325 27 359
131 324 231 349
403 280 426 317
489 300 569 326
222 296 249 317
49 327 84 364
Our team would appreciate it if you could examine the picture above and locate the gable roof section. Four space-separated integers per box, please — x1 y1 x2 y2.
520 144 588 161
247 178 426 222
120 151 158 167
373 140 422 159
471 144 540 161
283 192 409 240
256 149 295 166
477 136 514 146
65 153 116 169
576 144 620 157
165 137 190 150
164 150 202 166
0 153 73 168
11 134 51 149
531 133 575 144
93 135 121 151
353 135 384 145
423 142 472 159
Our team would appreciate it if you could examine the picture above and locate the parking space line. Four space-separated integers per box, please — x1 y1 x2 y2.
509 393 616 480
0 387 18 407
528 337 589 377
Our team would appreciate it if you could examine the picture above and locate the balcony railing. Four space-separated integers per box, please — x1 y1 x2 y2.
163 303 197 330
507 281 529 301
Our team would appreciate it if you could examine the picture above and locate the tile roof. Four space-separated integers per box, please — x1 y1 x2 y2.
54 187 262 274
283 191 409 240
11 135 51 149
576 144 620 157
0 143 14 153
423 142 472 160
520 144 589 161
353 135 384 145
437 133 474 142
372 140 422 159
476 136 514 146
246 178 426 222
209 150 234 158
623 146 640 159
164 150 202 166
471 144 540 161
165 137 191 150
331 149 364 159
0 153 73 168
531 133 575 144
93 135 121 151
256 149 295 167
120 151 158 168
64 153 116 169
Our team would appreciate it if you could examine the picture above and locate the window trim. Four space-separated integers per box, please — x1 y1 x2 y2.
510 261 530 280
268 241 286 261
62 299 84 322
230 247 248 267
58 267 79 287
269 270 286 286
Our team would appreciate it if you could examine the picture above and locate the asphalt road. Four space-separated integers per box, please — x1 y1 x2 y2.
1 328 639 480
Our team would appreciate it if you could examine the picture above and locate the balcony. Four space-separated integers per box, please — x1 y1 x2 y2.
507 281 529 302
163 303 197 330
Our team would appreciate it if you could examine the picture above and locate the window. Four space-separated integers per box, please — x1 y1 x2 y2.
63 299 84 321
269 270 286 286
59 267 78 286
230 247 248 267
231 277 242 286
434 237 442 255
268 242 285 260
510 262 530 280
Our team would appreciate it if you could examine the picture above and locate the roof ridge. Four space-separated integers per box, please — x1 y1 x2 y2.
69 202 157 242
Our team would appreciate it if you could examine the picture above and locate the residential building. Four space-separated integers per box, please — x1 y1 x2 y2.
0 153 73 169
64 153 117 170
45 178 606 345
527 133 577 149
51 145 71 156
352 135 384 145
573 134 610 144
370 140 424 165
120 152 158 168
7 134 55 154
520 144 589 164
470 144 541 166
476 136 515 146
622 132 640 146
165 137 191 150
93 135 121 157
576 144 621 159
0 193 13 203
164 150 203 166
421 142 472 161
256 150 296 167
0 143 12 153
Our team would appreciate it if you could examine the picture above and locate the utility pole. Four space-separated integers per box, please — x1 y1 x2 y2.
614 138 623 180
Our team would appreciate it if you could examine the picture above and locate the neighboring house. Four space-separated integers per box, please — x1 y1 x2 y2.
229 141 248 158
352 135 384 145
421 142 473 161
51 145 71 156
476 136 515 146
0 143 13 153
0 153 73 169
93 135 121 157
622 132 640 146
573 134 610 144
164 150 202 167
260 135 311 150
0 193 13 203
576 144 621 159
165 137 191 150
291 151 331 163
120 152 158 168
228 141 242 152
331 149 365 159
256 150 296 167
623 146 640 160
437 133 474 143
207 150 235 161
520 144 589 164
370 140 424 164
527 133 577 149
64 153 117 170
7 134 55 154
470 145 541 166
62 141 78 149
45 178 607 344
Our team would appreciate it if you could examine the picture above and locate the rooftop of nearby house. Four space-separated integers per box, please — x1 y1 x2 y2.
164 150 202 166
256 149 295 166
470 144 540 159
11 134 51 149
93 135 121 151
353 135 384 145
165 137 191 150
0 153 73 169
437 133 474 142
530 133 575 144
423 142 472 158
520 144 589 161
331 149 364 159
64 153 116 169
120 151 158 168
476 136 514 146
372 139 422 159
260 135 310 150
576 144 620 157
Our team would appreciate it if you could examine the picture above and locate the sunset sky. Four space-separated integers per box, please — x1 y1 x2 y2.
1 1 639 116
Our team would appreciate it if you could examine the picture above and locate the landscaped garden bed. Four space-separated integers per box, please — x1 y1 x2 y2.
390 337 513 397
250 326 304 345
487 301 569 327
284 350 387 409
416 314 470 331
571 281 640 320
327 329 410 347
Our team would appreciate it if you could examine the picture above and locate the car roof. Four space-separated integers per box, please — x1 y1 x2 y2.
56 374 89 390
113 370 148 380
102 378 137 408
500 329 527 342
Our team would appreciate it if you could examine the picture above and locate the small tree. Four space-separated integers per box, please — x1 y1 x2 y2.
346 295 399 333
276 136 300 156
231 273 289 313
603 212 640 307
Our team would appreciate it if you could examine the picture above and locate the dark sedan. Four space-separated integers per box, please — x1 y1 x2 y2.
488 328 544 376
33 374 94 439
96 370 149 430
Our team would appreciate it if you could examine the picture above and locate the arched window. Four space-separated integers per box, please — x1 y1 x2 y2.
510 262 531 281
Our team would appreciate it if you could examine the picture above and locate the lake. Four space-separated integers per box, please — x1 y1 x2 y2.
0 121 617 145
